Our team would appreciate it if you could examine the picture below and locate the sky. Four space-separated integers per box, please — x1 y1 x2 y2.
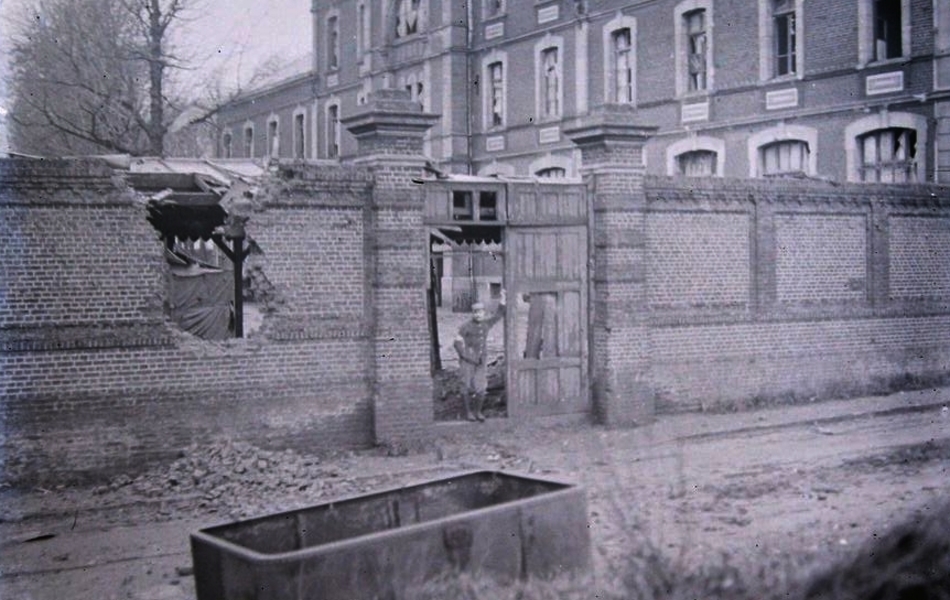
0 0 313 152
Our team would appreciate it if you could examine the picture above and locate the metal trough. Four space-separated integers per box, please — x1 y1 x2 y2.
190 470 590 600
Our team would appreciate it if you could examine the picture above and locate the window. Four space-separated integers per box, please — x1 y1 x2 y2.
327 16 339 69
873 0 902 60
222 132 232 159
488 60 505 128
327 104 339 159
677 150 718 176
760 140 810 176
536 167 567 178
685 9 708 92
675 1 713 95
485 0 505 18
859 0 909 65
243 125 254 158
403 73 426 110
396 0 420 38
774 0 796 76
760 0 803 80
540 47 560 119
612 28 634 103
293 113 306 159
451 191 498 221
667 136 724 176
267 118 279 158
859 128 917 182
357 2 370 57
603 15 637 105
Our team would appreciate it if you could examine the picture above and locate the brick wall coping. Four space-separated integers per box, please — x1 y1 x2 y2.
645 175 950 204
0 158 127 203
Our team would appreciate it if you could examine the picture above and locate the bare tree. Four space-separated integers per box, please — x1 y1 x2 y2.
6 0 196 156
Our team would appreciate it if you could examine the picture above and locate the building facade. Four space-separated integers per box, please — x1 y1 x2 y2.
216 0 950 183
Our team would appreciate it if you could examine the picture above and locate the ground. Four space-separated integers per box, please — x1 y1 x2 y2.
1 388 949 599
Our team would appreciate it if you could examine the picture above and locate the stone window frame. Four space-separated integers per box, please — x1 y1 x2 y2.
243 122 255 158
857 0 911 67
482 50 508 131
292 107 307 159
603 13 638 105
666 135 725 177
325 98 341 159
674 0 714 97
758 0 805 82
266 114 280 158
221 129 233 159
845 111 928 182
535 34 565 122
747 123 818 178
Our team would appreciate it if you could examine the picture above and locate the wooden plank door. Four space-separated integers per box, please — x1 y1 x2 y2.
505 183 589 417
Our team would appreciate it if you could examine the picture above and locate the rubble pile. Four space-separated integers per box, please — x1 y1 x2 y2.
103 441 393 520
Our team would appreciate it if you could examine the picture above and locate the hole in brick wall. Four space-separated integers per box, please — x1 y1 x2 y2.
143 178 270 341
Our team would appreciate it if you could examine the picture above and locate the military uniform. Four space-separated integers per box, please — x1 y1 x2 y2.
454 299 506 420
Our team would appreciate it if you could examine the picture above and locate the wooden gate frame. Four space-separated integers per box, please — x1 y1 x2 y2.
424 177 591 418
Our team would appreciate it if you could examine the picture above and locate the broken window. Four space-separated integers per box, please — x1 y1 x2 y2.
685 9 708 92
395 0 420 38
488 61 504 127
873 0 902 60
859 127 917 182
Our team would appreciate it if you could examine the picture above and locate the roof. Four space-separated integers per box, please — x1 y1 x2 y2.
129 157 266 186
128 157 266 242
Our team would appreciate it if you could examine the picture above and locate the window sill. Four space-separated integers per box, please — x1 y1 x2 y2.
678 90 711 100
858 56 909 70
763 73 799 85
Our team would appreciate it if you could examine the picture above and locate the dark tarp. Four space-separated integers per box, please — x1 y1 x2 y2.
167 257 233 340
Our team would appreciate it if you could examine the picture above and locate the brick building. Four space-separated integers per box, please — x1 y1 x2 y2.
217 0 950 183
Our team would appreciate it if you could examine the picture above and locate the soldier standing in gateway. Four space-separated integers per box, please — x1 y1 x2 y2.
453 290 506 421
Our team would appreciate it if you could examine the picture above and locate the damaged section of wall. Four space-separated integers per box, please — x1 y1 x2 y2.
0 159 378 486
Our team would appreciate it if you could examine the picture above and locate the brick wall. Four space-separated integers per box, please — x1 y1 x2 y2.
0 159 378 486
642 175 950 412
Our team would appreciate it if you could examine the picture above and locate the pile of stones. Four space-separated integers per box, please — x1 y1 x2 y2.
102 441 379 520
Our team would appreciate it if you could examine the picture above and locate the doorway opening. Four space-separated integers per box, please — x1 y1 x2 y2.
429 189 508 421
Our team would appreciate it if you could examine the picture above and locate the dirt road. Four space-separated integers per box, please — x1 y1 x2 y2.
2 388 948 599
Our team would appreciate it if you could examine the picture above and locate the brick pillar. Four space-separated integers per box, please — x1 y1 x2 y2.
342 90 441 446
564 105 657 427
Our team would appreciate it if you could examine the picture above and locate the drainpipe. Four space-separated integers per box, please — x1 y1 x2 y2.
465 0 474 174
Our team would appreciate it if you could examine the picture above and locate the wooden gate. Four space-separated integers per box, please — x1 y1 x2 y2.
505 182 589 417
